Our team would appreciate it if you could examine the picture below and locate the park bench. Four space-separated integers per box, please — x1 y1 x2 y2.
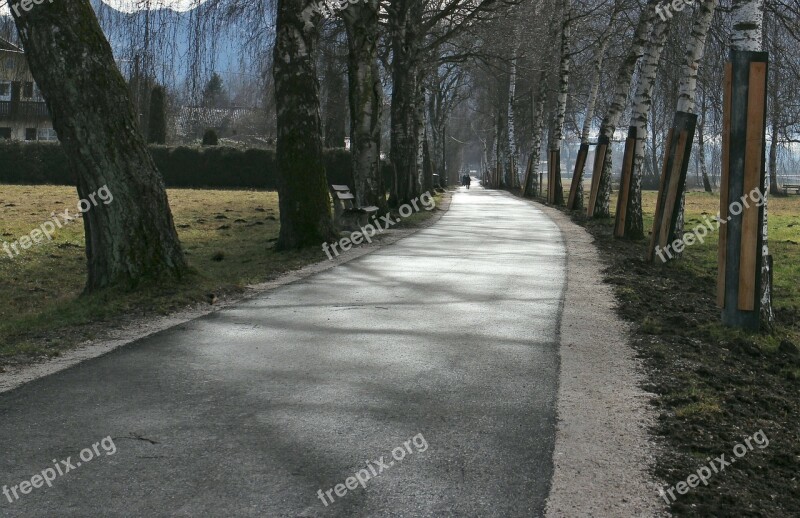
782 184 800 195
330 184 379 229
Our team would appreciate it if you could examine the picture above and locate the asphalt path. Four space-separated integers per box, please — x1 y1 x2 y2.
0 182 567 517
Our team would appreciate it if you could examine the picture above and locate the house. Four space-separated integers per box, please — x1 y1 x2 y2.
0 37 56 141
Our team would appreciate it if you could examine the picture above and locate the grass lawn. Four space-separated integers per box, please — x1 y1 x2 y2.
638 189 800 345
0 185 441 367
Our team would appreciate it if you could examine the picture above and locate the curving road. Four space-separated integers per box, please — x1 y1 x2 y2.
0 182 567 517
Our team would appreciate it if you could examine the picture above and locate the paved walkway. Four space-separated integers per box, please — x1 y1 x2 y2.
0 183 567 517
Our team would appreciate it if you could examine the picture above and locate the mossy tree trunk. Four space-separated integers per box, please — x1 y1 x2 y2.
10 0 186 293
273 0 337 249
388 0 423 207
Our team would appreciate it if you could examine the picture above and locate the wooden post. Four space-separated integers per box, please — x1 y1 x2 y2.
566 143 589 210
719 51 769 330
646 112 697 261
586 135 609 216
613 127 637 237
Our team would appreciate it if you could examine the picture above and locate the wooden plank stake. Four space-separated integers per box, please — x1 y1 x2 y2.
737 61 767 310
614 127 637 237
567 143 588 210
586 136 608 216
658 130 689 250
647 128 673 262
720 50 768 330
521 153 533 197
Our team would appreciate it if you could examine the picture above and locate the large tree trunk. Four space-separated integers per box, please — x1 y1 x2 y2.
621 16 671 240
388 0 422 206
342 1 387 211
588 0 657 217
273 0 337 249
11 1 186 292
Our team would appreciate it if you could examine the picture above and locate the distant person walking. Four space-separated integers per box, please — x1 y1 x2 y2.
461 173 471 189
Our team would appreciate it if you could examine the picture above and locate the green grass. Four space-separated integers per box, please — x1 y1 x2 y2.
0 185 441 365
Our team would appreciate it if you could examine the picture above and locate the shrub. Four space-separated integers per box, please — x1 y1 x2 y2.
202 129 219 146
0 142 391 192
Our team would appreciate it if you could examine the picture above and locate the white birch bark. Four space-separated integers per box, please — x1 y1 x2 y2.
676 0 717 114
507 49 518 188
731 0 763 52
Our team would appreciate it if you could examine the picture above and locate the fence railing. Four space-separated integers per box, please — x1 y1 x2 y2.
0 100 50 121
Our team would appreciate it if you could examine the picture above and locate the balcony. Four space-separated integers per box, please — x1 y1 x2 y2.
0 100 50 122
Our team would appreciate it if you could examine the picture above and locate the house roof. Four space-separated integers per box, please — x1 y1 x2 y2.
0 37 23 53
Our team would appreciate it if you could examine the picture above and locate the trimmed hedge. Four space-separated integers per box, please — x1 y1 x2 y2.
0 142 390 190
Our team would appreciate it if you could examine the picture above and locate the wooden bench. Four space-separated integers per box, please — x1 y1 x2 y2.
782 184 800 195
330 184 379 229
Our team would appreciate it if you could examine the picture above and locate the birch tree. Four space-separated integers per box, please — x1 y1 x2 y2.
721 0 773 327
523 77 547 196
548 0 572 205
589 0 658 217
622 14 671 239
669 0 717 243
570 3 621 210
507 46 520 188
